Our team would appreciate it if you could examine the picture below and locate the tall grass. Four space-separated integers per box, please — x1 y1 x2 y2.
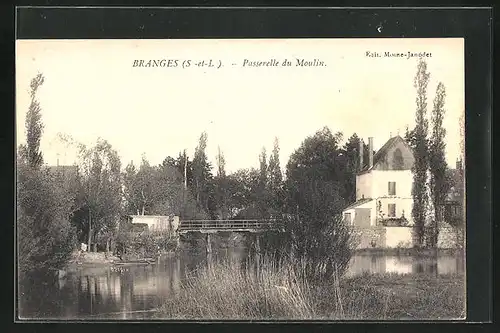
339 272 466 320
156 256 465 320
158 255 317 319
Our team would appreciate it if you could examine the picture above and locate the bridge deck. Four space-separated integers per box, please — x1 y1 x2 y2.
178 219 281 233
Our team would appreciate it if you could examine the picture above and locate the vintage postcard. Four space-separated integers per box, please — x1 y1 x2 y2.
16 38 465 321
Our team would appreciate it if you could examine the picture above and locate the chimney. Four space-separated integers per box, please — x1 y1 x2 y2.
359 139 364 171
368 137 374 168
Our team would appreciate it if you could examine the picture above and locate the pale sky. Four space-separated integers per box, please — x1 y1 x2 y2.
16 38 464 174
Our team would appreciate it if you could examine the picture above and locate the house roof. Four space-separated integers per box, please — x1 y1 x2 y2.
359 135 413 173
343 198 373 211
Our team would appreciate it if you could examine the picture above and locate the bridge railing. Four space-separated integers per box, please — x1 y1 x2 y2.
178 219 281 231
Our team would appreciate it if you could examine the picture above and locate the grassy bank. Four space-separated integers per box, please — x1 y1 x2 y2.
336 272 465 320
155 258 465 320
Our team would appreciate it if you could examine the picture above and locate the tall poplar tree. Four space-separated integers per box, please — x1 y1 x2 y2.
411 58 431 247
429 82 449 247
214 146 229 219
21 73 45 169
267 137 284 214
258 146 269 217
192 132 215 218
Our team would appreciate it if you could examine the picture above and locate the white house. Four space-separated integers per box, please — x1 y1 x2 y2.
342 135 415 227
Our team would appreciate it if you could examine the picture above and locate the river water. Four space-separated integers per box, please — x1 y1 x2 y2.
18 249 464 320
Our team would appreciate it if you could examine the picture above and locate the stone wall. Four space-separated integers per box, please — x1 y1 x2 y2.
352 225 461 249
351 226 386 249
385 226 415 248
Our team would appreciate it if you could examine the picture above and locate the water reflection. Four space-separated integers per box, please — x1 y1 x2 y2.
19 250 464 320
346 254 465 277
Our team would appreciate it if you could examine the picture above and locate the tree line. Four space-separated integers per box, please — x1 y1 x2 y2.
17 57 455 282
16 73 369 280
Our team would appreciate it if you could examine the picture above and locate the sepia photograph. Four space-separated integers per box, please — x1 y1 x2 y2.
16 38 465 321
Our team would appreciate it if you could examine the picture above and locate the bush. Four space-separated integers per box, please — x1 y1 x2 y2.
260 212 354 282
115 228 178 260
280 128 355 280
17 164 76 279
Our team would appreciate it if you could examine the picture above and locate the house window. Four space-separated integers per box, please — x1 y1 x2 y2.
344 213 352 224
388 182 396 196
388 204 396 217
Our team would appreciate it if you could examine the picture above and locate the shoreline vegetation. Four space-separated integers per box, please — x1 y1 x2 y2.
62 240 465 320
154 255 465 320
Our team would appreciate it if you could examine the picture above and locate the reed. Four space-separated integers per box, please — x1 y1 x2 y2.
158 255 316 320
156 256 465 320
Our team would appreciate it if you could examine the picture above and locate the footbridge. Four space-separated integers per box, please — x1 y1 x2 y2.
177 219 283 253
177 219 282 234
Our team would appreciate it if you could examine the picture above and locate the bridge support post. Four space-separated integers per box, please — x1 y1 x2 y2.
206 233 212 254
175 235 180 250
255 234 261 276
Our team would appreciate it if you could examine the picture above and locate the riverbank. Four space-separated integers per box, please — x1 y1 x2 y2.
337 272 465 320
354 247 464 257
67 251 117 265
155 259 465 320
66 250 176 269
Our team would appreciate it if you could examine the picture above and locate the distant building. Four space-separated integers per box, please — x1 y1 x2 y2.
342 135 415 227
128 215 180 233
